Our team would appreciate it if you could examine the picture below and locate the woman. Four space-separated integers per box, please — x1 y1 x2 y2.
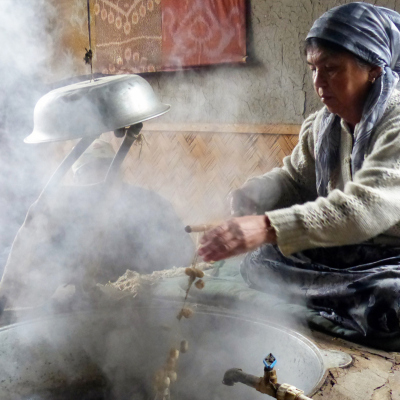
198 2 400 336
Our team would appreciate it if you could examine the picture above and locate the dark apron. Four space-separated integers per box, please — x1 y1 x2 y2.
240 244 400 336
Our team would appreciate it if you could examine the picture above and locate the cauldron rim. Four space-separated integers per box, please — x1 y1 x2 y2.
0 303 328 398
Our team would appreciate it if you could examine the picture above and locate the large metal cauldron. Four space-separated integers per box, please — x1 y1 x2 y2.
0 305 326 399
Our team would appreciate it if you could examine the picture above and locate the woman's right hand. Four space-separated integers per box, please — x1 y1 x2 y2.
198 215 276 262
229 182 260 216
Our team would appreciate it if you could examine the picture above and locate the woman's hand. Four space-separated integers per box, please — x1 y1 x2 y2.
198 215 277 262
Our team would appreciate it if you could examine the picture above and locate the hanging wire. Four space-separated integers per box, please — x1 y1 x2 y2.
84 0 94 81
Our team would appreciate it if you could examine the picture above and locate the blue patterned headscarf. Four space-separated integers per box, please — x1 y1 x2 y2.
306 2 400 196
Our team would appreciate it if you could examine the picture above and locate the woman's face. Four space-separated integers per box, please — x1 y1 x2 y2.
306 47 379 127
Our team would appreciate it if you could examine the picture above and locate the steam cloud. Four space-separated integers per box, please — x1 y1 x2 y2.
0 1 314 399
0 0 59 271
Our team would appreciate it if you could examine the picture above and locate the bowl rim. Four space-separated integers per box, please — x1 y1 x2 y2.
24 104 171 143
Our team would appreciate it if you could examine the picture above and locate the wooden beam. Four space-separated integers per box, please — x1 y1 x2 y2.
142 122 301 135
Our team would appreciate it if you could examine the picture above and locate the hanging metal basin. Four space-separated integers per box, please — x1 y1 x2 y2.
25 75 170 143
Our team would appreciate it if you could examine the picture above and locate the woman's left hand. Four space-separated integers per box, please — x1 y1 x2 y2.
198 215 277 262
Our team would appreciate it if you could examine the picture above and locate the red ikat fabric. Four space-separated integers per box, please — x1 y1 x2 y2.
93 0 246 73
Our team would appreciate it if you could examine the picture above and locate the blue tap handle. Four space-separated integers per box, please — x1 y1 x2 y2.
263 353 277 370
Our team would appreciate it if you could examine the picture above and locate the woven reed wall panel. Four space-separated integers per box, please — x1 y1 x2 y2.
101 131 299 225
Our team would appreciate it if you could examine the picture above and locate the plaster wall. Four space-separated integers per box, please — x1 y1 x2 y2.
146 0 400 125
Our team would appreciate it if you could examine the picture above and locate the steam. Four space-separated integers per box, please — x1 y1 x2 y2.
0 300 322 399
0 1 316 399
0 0 58 271
0 0 188 317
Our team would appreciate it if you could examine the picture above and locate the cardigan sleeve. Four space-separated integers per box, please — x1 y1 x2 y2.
268 104 400 256
243 112 319 213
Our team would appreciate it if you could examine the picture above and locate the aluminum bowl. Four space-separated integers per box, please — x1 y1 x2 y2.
25 75 170 143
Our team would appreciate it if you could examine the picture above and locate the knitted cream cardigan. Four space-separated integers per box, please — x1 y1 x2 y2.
247 90 400 256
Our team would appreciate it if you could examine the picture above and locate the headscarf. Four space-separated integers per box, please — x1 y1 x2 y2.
306 2 400 196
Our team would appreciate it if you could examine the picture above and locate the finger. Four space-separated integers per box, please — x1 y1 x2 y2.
200 237 244 262
199 240 233 261
206 219 246 255
200 223 228 244
199 233 231 261
199 220 245 261
199 234 230 258
199 222 238 251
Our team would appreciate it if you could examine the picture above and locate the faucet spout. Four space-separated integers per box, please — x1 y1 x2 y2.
223 354 312 400
222 368 277 397
222 368 260 388
223 368 313 400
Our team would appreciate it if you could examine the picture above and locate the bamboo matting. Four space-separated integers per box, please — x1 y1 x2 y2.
52 127 299 225
102 128 299 225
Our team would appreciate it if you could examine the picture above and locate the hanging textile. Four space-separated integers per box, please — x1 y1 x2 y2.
161 0 246 69
93 0 246 73
93 0 163 74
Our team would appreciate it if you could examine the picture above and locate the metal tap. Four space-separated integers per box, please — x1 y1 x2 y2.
222 353 313 400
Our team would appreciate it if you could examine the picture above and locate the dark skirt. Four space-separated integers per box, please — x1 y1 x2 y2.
240 244 400 336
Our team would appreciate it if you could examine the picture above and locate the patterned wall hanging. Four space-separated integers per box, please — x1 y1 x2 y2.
94 0 163 74
162 0 246 69
93 0 246 74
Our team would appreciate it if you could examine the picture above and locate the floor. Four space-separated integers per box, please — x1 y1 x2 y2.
310 330 400 400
